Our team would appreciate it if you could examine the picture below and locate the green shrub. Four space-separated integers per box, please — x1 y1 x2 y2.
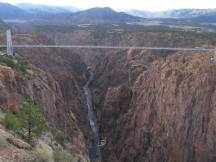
34 142 54 162
53 148 73 162
4 112 22 131
3 99 47 143
55 131 65 146
0 55 28 74
0 56 16 69
16 57 28 74
19 99 47 143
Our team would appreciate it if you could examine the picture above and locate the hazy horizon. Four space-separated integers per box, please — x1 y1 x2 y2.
0 0 216 11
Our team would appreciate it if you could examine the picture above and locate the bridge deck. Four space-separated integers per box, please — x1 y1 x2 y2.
0 44 216 52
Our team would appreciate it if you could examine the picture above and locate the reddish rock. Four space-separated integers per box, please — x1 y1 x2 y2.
0 33 91 161
0 65 22 112
7 137 31 150
92 51 216 162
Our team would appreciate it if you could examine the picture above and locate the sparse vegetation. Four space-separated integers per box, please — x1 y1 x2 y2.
4 99 47 143
4 112 22 131
35 24 80 32
53 148 74 162
0 55 28 74
198 32 216 44
55 131 65 146
35 23 216 47
19 99 47 143
0 129 8 147
0 55 16 68
34 142 54 162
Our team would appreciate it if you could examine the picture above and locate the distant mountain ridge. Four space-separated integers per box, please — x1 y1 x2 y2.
46 7 141 23
0 3 140 23
126 8 216 18
192 12 216 23
0 2 79 20
0 2 215 24
126 10 152 18
0 2 30 19
16 3 79 14
157 9 216 18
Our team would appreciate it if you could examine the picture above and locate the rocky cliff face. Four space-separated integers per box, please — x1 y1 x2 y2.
91 50 216 162
38 27 216 162
0 58 90 161
11 34 91 143
0 33 92 161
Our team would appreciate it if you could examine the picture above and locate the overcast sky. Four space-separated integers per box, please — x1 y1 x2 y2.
1 0 216 11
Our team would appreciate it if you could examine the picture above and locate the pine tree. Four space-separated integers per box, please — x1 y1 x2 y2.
19 99 47 143
4 99 47 143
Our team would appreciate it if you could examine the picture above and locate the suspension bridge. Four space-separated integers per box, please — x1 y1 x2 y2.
1 30 216 58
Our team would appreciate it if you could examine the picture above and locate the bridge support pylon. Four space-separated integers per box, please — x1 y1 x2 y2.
6 30 13 56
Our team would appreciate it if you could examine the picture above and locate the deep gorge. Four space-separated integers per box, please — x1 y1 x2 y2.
1 30 216 162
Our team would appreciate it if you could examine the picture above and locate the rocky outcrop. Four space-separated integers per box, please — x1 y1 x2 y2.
0 126 34 162
7 137 31 150
0 65 22 111
0 144 33 162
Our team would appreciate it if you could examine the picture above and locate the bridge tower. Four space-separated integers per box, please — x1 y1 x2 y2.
6 30 13 56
